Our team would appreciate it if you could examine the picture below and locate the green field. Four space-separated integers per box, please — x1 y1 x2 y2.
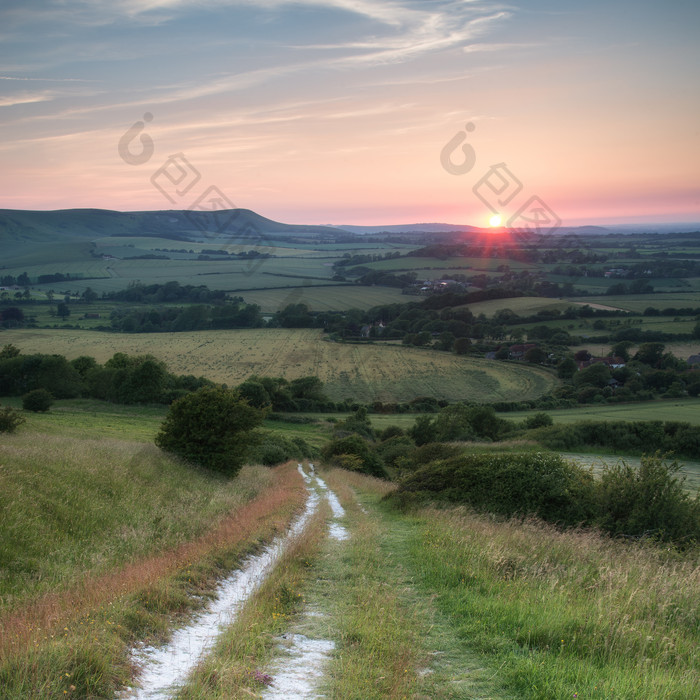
501 399 700 425
240 285 408 312
2 328 559 404
563 452 700 493
571 292 700 313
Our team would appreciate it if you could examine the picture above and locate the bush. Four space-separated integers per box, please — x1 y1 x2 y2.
0 405 25 433
525 412 553 429
321 434 385 477
22 388 54 412
394 451 596 526
595 454 700 545
155 386 264 476
247 431 315 466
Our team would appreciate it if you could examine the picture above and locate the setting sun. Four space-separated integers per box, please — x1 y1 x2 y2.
489 214 502 227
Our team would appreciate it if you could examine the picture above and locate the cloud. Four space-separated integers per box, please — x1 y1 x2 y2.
0 91 54 107
0 75 98 83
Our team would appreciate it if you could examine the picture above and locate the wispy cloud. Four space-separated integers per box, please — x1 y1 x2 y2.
0 91 54 107
0 75 98 83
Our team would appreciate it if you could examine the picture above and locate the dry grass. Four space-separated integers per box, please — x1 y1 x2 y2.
2 328 559 403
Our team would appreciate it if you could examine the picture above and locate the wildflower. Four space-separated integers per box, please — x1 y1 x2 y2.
252 669 273 686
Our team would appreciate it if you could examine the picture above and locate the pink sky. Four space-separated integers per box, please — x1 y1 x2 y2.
1 1 698 227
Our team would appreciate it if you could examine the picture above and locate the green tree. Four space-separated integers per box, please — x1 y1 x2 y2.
409 414 437 446
56 302 70 320
289 376 327 402
82 287 98 304
0 344 20 360
596 454 700 544
557 357 578 380
634 342 665 367
610 340 634 362
155 386 263 475
574 362 611 388
524 346 547 364
454 337 471 355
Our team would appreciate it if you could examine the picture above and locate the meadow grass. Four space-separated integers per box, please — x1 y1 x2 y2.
0 432 277 609
1 397 166 441
571 293 700 313
405 504 700 699
238 284 408 312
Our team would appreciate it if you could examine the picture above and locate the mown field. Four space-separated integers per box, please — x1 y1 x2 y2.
461 296 621 318
501 398 700 425
1 328 559 404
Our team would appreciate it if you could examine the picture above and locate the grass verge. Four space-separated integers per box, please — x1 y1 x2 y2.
406 505 700 699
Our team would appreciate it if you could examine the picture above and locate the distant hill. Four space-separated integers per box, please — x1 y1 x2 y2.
336 222 619 236
0 208 346 246
337 222 484 234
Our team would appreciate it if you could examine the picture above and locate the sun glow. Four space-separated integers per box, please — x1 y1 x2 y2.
489 214 502 227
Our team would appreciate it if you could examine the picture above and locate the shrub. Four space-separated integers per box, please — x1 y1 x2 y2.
247 431 315 466
155 386 263 476
0 405 25 433
595 454 700 544
394 451 596 526
22 388 54 412
321 434 385 477
525 412 553 429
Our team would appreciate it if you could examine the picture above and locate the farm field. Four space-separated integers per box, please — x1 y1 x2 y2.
518 315 697 339
501 398 700 425
569 340 700 361
564 452 700 493
570 292 700 313
240 285 408 312
460 296 620 318
1 328 559 404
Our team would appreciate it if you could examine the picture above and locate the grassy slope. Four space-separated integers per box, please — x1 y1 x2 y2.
0 402 307 698
179 468 700 699
2 399 698 698
2 328 559 403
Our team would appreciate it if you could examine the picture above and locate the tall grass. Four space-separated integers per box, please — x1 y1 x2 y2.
0 425 306 698
409 506 700 698
0 433 271 608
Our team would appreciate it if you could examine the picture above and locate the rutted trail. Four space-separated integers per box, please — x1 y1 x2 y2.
122 464 341 699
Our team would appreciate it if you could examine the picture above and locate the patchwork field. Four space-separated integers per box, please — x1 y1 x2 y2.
2 328 558 403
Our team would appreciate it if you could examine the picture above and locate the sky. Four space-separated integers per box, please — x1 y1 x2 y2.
1 0 699 227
